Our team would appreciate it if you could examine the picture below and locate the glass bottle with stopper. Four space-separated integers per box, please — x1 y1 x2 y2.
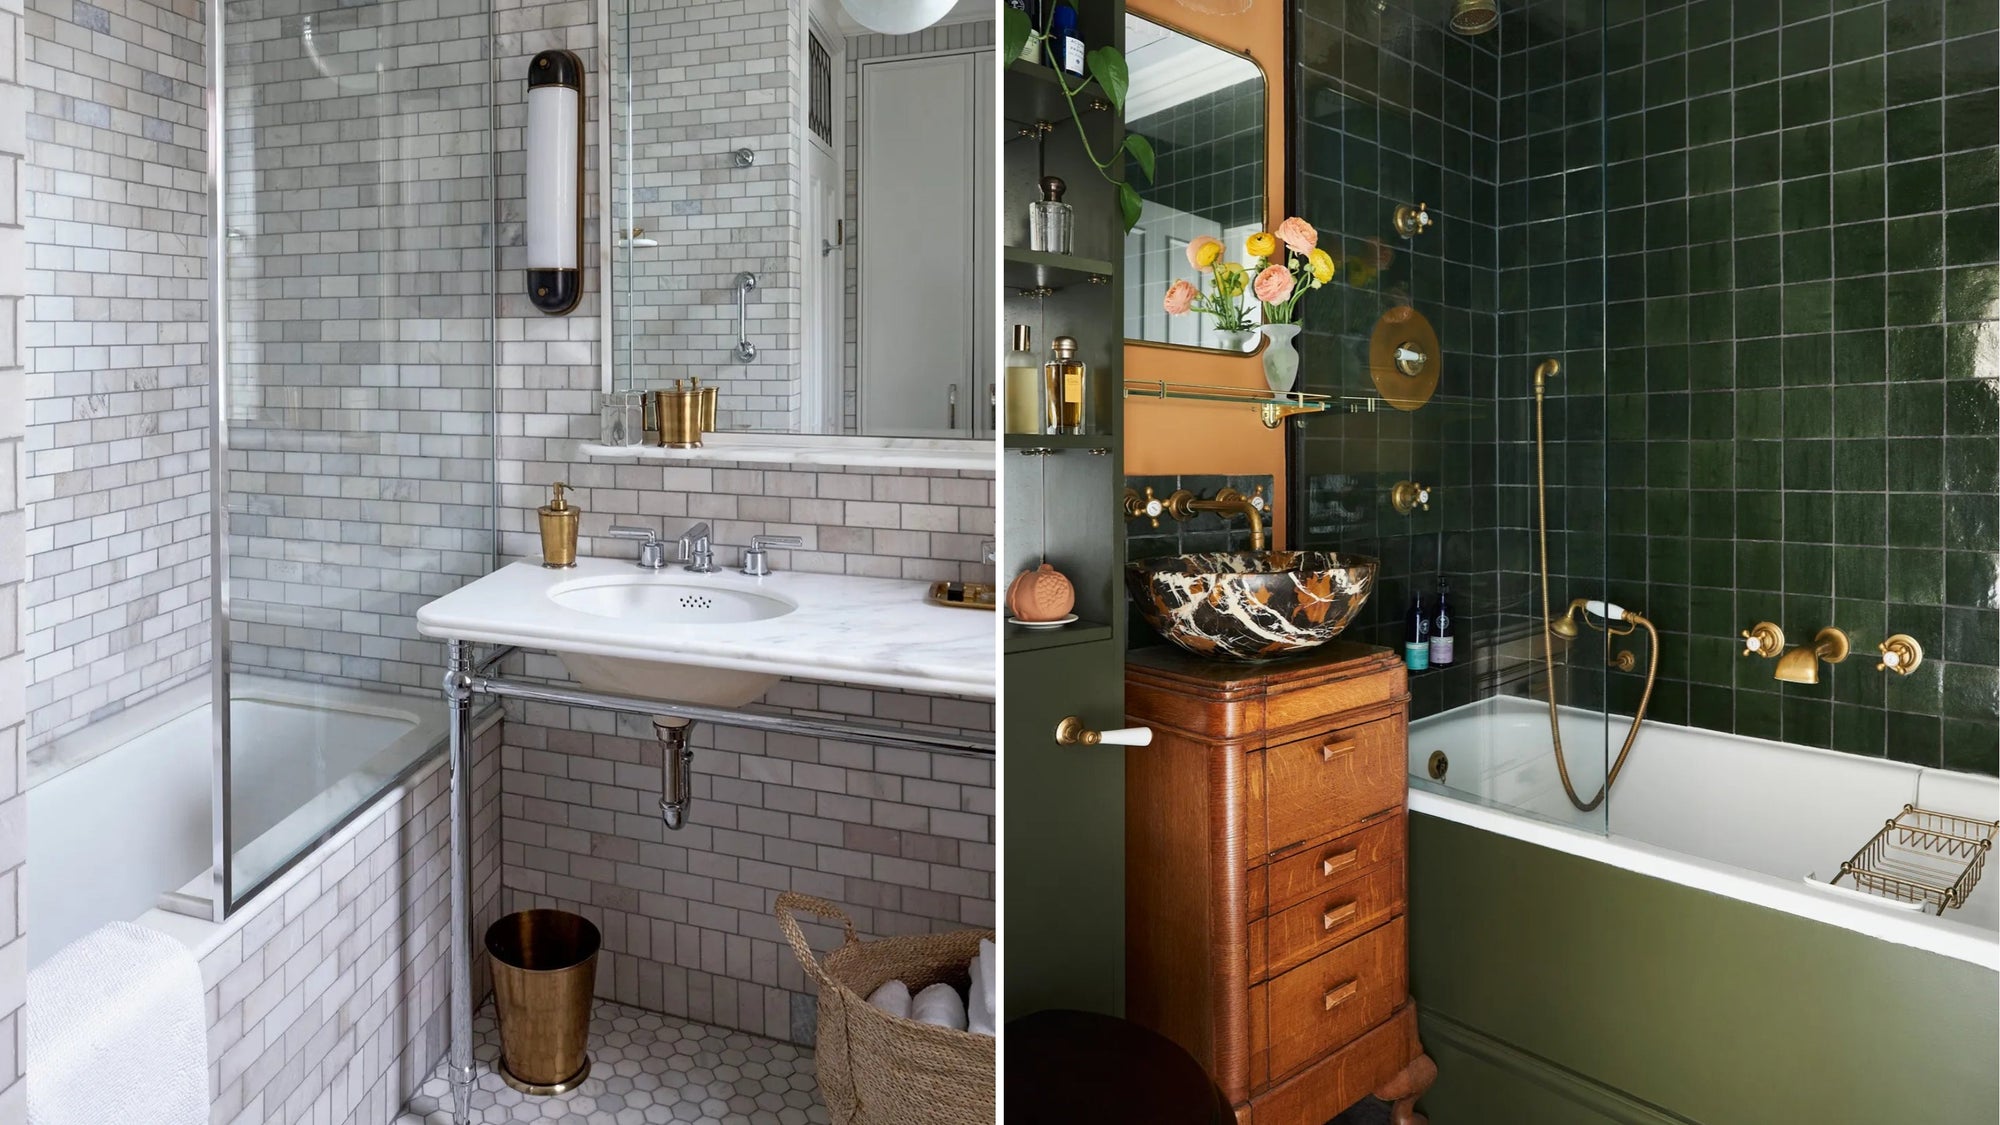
1029 175 1073 254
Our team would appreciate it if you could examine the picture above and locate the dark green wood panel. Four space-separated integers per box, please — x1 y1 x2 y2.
1409 812 1999 1125
1003 640 1127 1018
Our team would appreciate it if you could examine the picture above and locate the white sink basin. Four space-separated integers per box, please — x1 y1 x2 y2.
545 576 796 709
549 575 795 624
416 558 995 704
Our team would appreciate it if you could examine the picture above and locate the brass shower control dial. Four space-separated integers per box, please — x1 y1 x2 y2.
1122 486 1165 527
1877 634 1923 675
1393 201 1433 237
1390 480 1432 515
1740 621 1784 658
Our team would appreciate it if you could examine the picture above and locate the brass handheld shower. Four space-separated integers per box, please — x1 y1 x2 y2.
1533 359 1660 813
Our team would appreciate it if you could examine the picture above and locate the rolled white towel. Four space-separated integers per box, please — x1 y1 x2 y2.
28 922 208 1125
911 981 967 1031
967 938 996 1036
866 979 912 1020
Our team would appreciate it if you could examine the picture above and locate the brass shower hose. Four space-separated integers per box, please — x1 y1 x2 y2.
1533 359 1661 813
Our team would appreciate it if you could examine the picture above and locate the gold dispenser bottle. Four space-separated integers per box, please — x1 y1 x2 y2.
539 481 579 568
1043 335 1087 435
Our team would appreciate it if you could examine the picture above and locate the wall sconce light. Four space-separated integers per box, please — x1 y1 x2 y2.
526 49 584 315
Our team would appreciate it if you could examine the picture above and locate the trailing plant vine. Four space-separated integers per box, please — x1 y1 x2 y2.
1003 6 1154 230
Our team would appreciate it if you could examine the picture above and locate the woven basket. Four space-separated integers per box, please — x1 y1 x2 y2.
775 892 995 1125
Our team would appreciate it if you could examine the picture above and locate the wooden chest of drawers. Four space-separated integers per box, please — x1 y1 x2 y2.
1125 642 1434 1125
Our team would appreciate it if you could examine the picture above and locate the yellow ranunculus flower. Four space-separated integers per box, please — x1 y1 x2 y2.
1190 237 1223 269
1245 231 1277 259
1308 248 1336 284
1213 262 1247 297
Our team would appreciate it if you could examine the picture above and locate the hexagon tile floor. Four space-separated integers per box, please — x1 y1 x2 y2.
396 1001 832 1125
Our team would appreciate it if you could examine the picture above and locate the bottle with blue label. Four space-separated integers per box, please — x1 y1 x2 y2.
1050 1 1085 77
1404 591 1430 672
1429 578 1455 667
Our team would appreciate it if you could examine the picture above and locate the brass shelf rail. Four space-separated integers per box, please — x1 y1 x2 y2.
1122 378 1336 428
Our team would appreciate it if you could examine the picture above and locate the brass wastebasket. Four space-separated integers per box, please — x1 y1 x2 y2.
486 909 600 1095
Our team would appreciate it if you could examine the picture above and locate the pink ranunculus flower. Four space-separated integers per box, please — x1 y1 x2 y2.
1276 216 1318 255
1185 235 1223 271
1253 264 1294 305
1163 278 1199 315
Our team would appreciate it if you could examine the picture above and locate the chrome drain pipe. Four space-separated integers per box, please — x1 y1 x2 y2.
653 718 695 829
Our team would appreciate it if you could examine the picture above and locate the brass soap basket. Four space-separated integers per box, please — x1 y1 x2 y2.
1834 805 1999 914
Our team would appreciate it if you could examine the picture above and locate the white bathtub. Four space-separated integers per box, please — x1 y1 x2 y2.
27 675 445 965
1408 696 2000 970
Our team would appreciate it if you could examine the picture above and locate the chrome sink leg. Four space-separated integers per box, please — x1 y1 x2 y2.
444 640 475 1125
654 717 695 829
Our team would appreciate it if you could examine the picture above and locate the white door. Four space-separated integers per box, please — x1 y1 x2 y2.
858 52 979 438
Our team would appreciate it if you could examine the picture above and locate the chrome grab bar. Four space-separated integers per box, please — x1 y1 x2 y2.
733 272 758 361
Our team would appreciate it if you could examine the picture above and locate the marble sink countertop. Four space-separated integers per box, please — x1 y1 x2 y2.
416 557 996 700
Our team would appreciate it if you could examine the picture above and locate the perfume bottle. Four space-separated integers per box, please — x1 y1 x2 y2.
1043 335 1087 435
1430 578 1455 667
1049 0 1085 76
1005 324 1043 434
1008 0 1042 64
1029 175 1073 254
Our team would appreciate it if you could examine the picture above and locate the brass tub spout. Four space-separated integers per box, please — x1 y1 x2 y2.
1774 627 1850 684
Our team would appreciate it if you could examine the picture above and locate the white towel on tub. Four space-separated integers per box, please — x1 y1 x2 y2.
27 921 209 1125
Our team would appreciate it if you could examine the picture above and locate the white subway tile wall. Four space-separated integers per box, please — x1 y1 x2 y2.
840 19 994 435
20 0 210 748
217 0 494 699
617 0 803 433
0 0 30 1106
202 722 502 1125
494 0 995 1046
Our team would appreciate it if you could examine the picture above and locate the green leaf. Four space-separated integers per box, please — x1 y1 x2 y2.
1087 47 1129 112
1124 133 1156 182
1003 8 1030 70
1118 181 1143 232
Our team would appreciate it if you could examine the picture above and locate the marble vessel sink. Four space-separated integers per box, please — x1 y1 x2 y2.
1126 550 1379 661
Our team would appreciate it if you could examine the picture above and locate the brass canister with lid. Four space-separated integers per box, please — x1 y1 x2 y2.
646 381 704 448
538 481 579 568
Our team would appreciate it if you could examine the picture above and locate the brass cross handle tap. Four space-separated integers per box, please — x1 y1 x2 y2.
1877 634 1923 675
1122 486 1165 528
1741 621 1784 658
1390 480 1432 515
1393 201 1432 237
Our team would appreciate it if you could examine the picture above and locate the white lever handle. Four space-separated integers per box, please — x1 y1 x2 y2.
1054 717 1154 747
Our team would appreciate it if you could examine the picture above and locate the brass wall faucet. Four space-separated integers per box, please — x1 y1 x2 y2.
1774 627 1849 684
1163 486 1266 551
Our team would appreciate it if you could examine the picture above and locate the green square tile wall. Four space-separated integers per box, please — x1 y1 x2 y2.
1293 0 1998 772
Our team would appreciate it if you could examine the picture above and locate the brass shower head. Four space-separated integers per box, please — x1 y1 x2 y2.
1451 0 1499 35
1548 598 1585 640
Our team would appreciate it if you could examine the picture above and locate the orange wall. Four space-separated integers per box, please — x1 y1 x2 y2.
1123 0 1291 544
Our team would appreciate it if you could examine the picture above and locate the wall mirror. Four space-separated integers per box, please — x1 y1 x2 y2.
603 1 994 441
1120 15 1266 354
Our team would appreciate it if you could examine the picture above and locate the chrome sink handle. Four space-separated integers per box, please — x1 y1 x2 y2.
679 521 716 573
607 525 668 570
741 534 803 576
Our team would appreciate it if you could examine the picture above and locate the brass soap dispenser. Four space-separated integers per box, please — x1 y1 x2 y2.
539 481 579 568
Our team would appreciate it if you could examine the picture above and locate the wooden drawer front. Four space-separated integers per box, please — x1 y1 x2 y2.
1263 717 1404 856
1264 917 1406 1083
1262 664 1402 733
1263 814 1403 916
1264 863 1404 979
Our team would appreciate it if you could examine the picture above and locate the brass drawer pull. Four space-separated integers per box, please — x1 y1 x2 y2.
1320 739 1358 762
1321 848 1359 877
1322 978 1360 1011
1321 901 1358 931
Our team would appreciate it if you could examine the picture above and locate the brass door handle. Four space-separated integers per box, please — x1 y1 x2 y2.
1321 901 1358 931
1054 716 1154 747
1321 740 1357 762
1322 978 1360 1011
1320 848 1358 877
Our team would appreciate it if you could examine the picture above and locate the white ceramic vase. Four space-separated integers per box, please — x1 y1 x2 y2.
1259 323 1302 392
